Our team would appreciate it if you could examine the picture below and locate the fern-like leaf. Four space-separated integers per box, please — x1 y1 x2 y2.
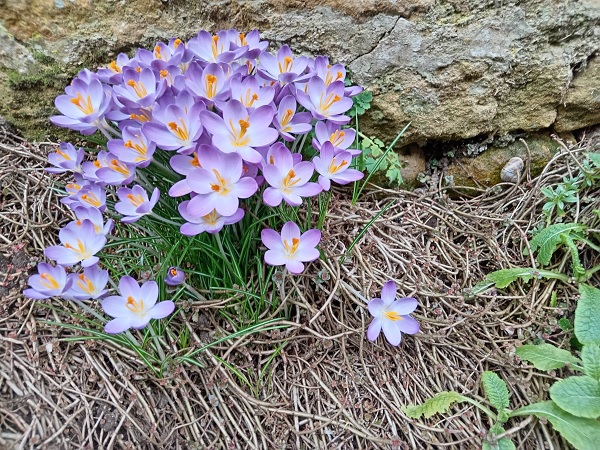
529 223 586 266
402 391 466 419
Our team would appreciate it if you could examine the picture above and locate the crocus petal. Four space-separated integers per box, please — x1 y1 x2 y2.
148 301 175 319
281 221 301 243
102 295 131 317
105 317 132 334
366 318 382 342
367 298 385 317
397 315 420 334
118 276 140 299
139 281 159 309
300 229 321 249
381 280 397 305
263 187 283 207
23 289 51 299
264 249 287 266
388 297 418 316
285 260 305 274
261 229 284 250
382 320 402 346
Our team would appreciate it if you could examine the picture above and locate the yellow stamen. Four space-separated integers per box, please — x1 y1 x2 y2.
167 119 190 142
135 66 141 73
278 56 293 74
39 273 60 290
66 183 81 192
160 69 168 78
70 92 95 115
127 193 145 207
170 268 178 276
243 89 260 107
329 130 345 147
127 79 148 98
64 239 89 258
110 159 131 176
280 109 294 127
56 148 71 160
77 273 95 294
210 169 229 195
191 153 201 167
202 209 219 225
205 74 218 98
283 237 300 256
211 35 220 59
129 112 150 123
384 311 402 321
319 92 341 114
154 45 162 59
283 169 302 191
81 193 101 207
109 60 122 73
125 295 145 314
173 39 182 49
328 157 348 174
238 33 246 45
93 160 102 168
269 155 275 165
228 117 251 147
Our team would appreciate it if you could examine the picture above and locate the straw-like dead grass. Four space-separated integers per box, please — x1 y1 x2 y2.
1 126 598 449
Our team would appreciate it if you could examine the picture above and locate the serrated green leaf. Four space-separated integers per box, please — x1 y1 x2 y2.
529 223 586 266
510 401 600 450
550 376 600 418
587 152 600 168
482 438 516 450
575 284 600 346
558 317 574 331
516 344 582 371
402 391 465 419
582 345 600 381
482 371 510 411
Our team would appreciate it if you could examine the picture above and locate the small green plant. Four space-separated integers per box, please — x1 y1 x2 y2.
358 133 404 186
541 180 579 223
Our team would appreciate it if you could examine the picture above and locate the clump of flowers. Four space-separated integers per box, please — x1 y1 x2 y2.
24 29 417 353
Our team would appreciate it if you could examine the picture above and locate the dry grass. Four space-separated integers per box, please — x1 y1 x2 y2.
1 127 598 449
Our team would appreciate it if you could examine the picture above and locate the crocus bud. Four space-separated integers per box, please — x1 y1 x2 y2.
164 266 185 286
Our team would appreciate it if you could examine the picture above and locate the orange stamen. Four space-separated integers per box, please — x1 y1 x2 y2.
39 273 60 290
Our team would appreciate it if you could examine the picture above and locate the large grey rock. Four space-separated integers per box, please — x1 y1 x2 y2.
0 0 598 144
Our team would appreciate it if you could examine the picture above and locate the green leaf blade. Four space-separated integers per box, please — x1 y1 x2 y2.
482 371 510 411
510 401 600 450
486 268 535 289
582 344 600 381
516 343 582 371
575 284 600 346
529 223 586 266
402 391 465 419
549 376 600 419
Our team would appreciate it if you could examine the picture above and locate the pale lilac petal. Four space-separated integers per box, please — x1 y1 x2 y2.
148 301 175 319
118 276 140 299
263 187 283 207
180 223 207 236
388 297 418 316
397 315 420 334
24 289 51 299
382 320 402 346
169 179 192 197
231 177 258 199
300 229 321 248
293 183 322 198
139 281 158 309
102 296 131 317
130 317 152 330
264 249 287 266
285 260 305 274
366 318 382 341
293 247 320 262
281 222 301 243
261 229 283 250
368 298 385 317
381 280 397 305
105 317 133 334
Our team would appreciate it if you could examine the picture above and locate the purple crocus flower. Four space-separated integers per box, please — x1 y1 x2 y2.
295 77 353 124
24 263 72 299
227 75 275 111
262 144 322 207
95 155 137 186
313 142 364 190
65 206 114 236
46 142 84 174
178 200 244 235
185 62 231 103
366 281 420 346
73 183 107 212
273 95 312 142
113 68 166 110
230 30 268 59
44 220 107 267
200 100 278 164
313 56 346 87
187 30 248 64
143 91 205 153
115 186 160 223
258 45 309 84
97 53 131 84
312 121 360 156
172 146 257 217
102 276 175 334
65 264 110 300
261 222 321 274
164 266 185 286
169 151 202 176
107 126 156 168
51 77 113 135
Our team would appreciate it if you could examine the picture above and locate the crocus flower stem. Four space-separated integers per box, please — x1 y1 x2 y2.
317 190 332 229
214 233 232 268
148 322 167 362
72 299 107 323
149 212 182 228
182 281 208 302
100 119 121 137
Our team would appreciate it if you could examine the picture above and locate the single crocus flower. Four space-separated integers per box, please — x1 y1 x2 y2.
24 263 72 299
187 30 247 64
273 95 312 142
295 77 353 124
261 221 321 274
178 200 244 235
262 144 322 207
46 142 85 174
185 62 231 103
164 266 185 286
107 126 156 168
95 155 137 186
44 220 107 267
312 121 360 156
115 186 160 223
227 75 275 111
65 264 110 300
367 280 419 346
313 142 364 190
101 276 175 334
258 45 309 84
65 206 114 236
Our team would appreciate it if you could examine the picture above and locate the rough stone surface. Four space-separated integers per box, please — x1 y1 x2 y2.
445 132 567 189
0 0 598 145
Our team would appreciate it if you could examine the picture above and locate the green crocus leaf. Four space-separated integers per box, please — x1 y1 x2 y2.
575 284 600 346
582 344 600 380
481 371 510 412
402 391 466 419
510 401 600 450
549 376 600 419
516 343 582 371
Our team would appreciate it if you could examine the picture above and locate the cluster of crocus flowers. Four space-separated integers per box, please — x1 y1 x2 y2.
26 28 369 337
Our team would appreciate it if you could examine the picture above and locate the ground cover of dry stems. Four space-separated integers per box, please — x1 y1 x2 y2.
1 126 598 449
